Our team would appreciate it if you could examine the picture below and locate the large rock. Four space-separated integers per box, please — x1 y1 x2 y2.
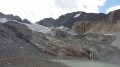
55 29 68 38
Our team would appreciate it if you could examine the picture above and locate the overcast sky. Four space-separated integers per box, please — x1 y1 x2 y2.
0 0 120 23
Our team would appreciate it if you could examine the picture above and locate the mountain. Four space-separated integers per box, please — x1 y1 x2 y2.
36 18 56 27
36 11 105 28
0 9 120 67
36 9 120 33
0 12 31 24
72 9 120 34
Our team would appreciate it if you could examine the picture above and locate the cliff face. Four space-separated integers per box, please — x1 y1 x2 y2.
72 9 120 34
36 11 105 28
72 21 92 34
104 9 120 24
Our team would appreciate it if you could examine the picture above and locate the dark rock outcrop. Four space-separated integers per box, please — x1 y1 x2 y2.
55 29 68 38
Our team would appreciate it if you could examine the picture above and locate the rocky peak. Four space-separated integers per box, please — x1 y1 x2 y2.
36 18 56 27
104 9 120 24
0 12 31 24
0 12 22 22
22 18 31 24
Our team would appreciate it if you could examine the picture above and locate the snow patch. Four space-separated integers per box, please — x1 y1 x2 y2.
104 34 114 36
0 18 7 23
67 31 77 35
23 23 51 33
56 26 68 30
74 14 81 18
19 46 24 48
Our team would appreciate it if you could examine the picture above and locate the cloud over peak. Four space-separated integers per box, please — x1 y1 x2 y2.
107 5 120 13
54 0 77 10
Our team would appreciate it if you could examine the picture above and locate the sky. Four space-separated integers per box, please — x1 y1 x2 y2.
0 0 120 23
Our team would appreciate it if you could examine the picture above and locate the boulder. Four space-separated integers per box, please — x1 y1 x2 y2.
55 29 68 38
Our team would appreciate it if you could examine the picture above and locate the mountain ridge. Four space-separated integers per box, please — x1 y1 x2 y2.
72 9 120 34
0 12 31 24
36 11 106 28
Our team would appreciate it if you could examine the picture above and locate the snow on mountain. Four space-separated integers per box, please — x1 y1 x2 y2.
56 26 68 30
23 23 51 33
74 14 81 18
104 34 114 36
0 17 51 33
0 18 7 23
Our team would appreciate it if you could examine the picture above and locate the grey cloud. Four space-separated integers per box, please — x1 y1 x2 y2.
54 0 78 9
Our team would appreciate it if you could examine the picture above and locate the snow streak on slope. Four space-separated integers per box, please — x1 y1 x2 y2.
74 14 81 18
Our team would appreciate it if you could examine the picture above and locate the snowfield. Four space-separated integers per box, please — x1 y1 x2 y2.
24 24 77 35
0 18 7 23
104 34 114 35
0 17 77 35
23 23 51 33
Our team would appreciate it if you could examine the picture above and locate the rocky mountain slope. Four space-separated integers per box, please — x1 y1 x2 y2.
0 21 69 67
0 9 120 67
0 20 120 66
72 9 120 34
